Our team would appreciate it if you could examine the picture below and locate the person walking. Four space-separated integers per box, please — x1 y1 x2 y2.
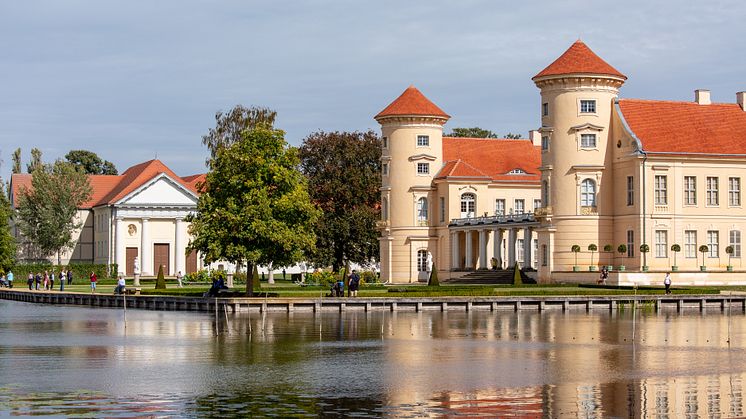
348 270 360 298
7 270 13 288
89 271 97 293
49 271 55 291
43 271 49 290
664 272 672 294
59 270 65 292
176 271 184 288
34 272 41 290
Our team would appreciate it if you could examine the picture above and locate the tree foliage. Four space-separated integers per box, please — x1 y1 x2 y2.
0 191 16 272
186 126 319 295
27 148 43 173
447 127 498 138
201 105 277 159
65 150 118 175
12 148 21 174
15 161 92 264
504 132 523 139
298 130 381 271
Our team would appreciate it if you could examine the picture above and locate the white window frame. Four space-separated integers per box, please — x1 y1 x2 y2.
580 99 597 114
580 134 597 149
416 197 428 226
707 176 719 206
533 199 541 211
707 230 719 258
416 135 430 147
461 193 476 218
729 177 741 207
685 230 697 258
514 199 525 214
416 162 429 175
655 230 667 258
517 239 525 263
580 179 596 207
417 249 428 272
654 175 667 205
730 230 741 258
627 176 634 206
495 199 505 216
684 176 696 206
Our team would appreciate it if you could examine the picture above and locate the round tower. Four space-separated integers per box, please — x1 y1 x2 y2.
532 41 626 280
375 86 449 283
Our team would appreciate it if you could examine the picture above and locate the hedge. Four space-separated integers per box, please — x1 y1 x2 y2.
8 263 118 280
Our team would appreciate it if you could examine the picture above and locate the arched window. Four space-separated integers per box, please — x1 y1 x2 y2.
417 249 428 272
417 197 428 226
581 179 596 207
382 197 388 221
461 193 476 218
542 180 549 206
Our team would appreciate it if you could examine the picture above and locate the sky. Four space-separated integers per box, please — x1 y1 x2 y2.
1 0 745 180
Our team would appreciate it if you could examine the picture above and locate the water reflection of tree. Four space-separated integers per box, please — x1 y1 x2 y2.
187 391 383 417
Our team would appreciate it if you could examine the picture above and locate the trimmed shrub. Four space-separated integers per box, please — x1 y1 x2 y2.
155 264 166 289
11 263 117 281
513 262 523 286
428 266 440 286
252 265 261 292
184 269 209 283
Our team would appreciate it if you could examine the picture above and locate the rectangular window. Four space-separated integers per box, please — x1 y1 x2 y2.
440 196 446 223
627 230 634 258
542 244 548 266
416 162 429 175
533 239 539 267
495 199 505 215
707 230 719 258
382 136 388 148
514 199 525 214
542 103 548 116
685 230 697 258
382 163 389 176
517 239 524 263
654 175 667 205
627 176 634 206
729 177 741 206
730 230 741 258
707 176 719 206
684 176 697 205
655 230 667 258
541 136 549 151
416 135 429 147
580 134 596 148
580 99 596 113
533 199 541 211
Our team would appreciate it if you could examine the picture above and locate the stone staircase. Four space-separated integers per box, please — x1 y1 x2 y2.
446 269 536 285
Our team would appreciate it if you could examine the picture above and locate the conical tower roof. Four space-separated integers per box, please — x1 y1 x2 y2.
533 40 626 81
375 85 450 120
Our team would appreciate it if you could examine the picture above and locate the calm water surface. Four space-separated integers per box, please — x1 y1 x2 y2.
1 300 745 417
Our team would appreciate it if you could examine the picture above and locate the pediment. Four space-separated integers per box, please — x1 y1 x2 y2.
570 123 605 132
117 174 197 206
408 154 437 162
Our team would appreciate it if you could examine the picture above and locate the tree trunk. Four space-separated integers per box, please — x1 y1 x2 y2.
57 250 61 267
246 260 254 297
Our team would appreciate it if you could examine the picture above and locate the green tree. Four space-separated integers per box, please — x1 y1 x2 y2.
12 148 21 174
27 148 43 173
298 130 381 271
0 191 16 272
201 105 277 159
447 127 498 138
186 126 320 296
15 161 92 264
65 150 118 175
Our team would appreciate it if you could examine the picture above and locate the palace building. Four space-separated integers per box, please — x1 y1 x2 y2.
378 40 746 285
10 159 206 276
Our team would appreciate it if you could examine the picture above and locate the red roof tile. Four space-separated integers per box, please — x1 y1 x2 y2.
533 40 626 80
10 160 205 209
618 99 746 154
440 137 541 183
375 85 450 119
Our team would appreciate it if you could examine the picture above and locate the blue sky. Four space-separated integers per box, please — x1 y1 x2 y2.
1 0 745 179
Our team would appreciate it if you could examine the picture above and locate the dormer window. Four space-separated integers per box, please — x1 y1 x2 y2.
508 168 526 175
580 100 596 114
417 135 430 147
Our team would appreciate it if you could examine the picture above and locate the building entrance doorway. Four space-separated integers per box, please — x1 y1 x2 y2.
154 243 170 275
126 247 138 276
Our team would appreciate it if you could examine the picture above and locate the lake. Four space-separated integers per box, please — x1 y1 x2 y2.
0 300 744 417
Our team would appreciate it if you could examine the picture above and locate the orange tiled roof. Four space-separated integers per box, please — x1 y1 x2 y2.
375 85 450 119
10 160 204 209
618 99 746 154
440 137 541 183
533 40 626 80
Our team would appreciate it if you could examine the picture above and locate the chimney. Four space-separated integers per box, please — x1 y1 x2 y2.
695 89 711 105
737 91 746 111
529 130 542 147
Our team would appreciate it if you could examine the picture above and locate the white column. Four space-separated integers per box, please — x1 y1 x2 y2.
464 230 473 269
524 227 533 269
174 218 185 276
494 228 503 268
115 217 125 275
451 232 460 269
508 228 517 267
141 218 151 276
478 229 487 269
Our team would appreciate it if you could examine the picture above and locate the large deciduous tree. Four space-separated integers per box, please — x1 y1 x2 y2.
299 130 381 271
186 126 319 296
447 127 498 138
65 150 118 175
12 148 21 174
15 161 92 264
201 105 277 159
27 148 43 173
0 190 15 272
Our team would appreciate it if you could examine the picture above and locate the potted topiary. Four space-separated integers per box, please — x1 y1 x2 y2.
571 245 581 272
588 244 598 271
617 244 627 271
699 245 709 271
726 245 735 272
670 244 681 271
603 244 614 271
639 244 650 271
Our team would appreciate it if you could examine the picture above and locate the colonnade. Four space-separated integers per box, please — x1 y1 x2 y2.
450 226 535 270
